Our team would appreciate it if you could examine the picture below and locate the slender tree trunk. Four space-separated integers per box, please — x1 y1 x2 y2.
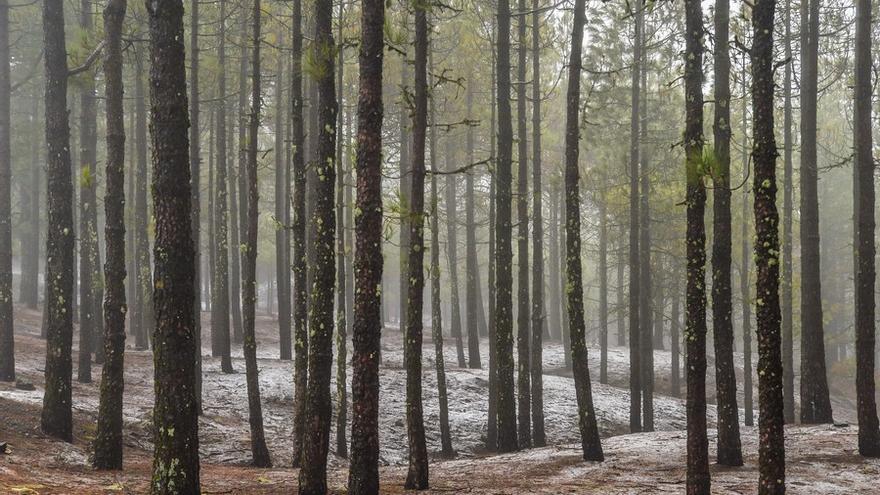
628 2 643 433
752 0 786 489
559 185 570 369
530 0 545 447
740 63 754 428
93 0 127 469
276 28 292 361
0 0 12 382
599 196 608 385
780 0 795 425
670 274 680 398
17 91 39 310
465 79 482 370
40 0 75 443
563 0 604 461
148 0 201 491
335 3 348 457
235 4 250 346
444 138 466 368
298 0 338 488
403 2 430 487
548 188 560 344
241 0 271 468
616 228 625 347
515 0 531 449
638 46 653 432
495 0 518 454
189 0 202 412
799 0 832 425
853 0 880 458
134 50 153 352
486 41 498 446
290 0 309 467
712 0 743 465
684 0 709 490
347 0 384 488
398 17 411 333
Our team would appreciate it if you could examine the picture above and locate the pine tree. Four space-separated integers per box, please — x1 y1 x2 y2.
627 2 642 433
188 0 202 411
529 0 545 446
334 2 348 458
0 0 12 383
465 78 482 370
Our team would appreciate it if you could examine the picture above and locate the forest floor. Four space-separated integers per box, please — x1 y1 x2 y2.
0 304 874 493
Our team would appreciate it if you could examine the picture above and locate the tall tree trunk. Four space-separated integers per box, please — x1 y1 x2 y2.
77 0 98 384
599 196 608 385
148 0 200 491
430 73 453 457
298 0 338 488
290 0 309 467
347 0 385 488
529 0 545 447
563 0 604 461
398 16 410 333
212 0 233 374
740 63 754 428
547 187 561 344
559 186 570 369
616 228 625 347
241 0 271 468
628 2 643 433
712 0 743 466
670 274 680 398
752 0 786 489
235 4 250 346
335 2 348 457
189 0 202 411
684 0 709 490
93 0 127 469
445 138 466 368
798 0 832 425
18 92 39 310
515 0 531 449
403 2 430 487
465 79 482 369
0 0 12 382
853 0 880 458
780 0 795 425
486 40 498 446
638 43 653 432
133 50 153 352
40 0 75 442
276 28 292 361
495 0 518 454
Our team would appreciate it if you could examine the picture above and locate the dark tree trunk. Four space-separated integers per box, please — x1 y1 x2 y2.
798 0 832 425
148 0 200 491
670 274 680 398
241 0 271 468
515 0 531 449
495 0 518 454
598 195 608 385
335 4 348 456
652 272 665 351
133 50 153 352
684 0 709 490
93 0 127 469
0 0 12 382
559 188 570 369
189 0 202 411
290 0 308 467
444 138 466 368
529 1 545 447
298 0 337 488
739 64 754 428
398 18 410 334
486 47 498 445
853 0 880 458
347 0 384 488
465 80 482 370
234 4 250 347
628 3 642 433
403 3 429 487
781 0 795 426
77 0 98 385
616 225 625 347
40 0 75 442
638 53 652 432
563 0 604 462
212 0 233 374
430 83 453 458
276 27 292 361
548 188 561 344
711 0 743 466
752 0 786 489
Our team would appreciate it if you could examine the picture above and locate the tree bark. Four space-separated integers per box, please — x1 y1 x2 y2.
465 79 482 370
335 2 348 457
529 0 545 446
148 0 200 491
739 62 753 428
781 0 795 426
276 26 292 361
684 0 709 490
0 0 12 382
598 195 608 385
188 0 202 411
445 139 466 368
628 3 642 433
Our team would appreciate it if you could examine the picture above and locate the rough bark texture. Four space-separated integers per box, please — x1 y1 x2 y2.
711 0 743 466
564 0 604 462
495 0 518 455
740 65 754 427
752 0 786 490
188 0 202 411
0 0 12 382
297 0 338 488
638 51 652 432
404 4 429 488
347 0 384 488
684 0 709 490
627 3 642 434
853 0 880 458
334 4 348 458
147 0 201 492
781 0 795 426
93 0 127 470
530 0 545 446
798 0 832 425
465 80 482 370
276 28 292 362
41 0 75 443
241 0 271 468
599 197 608 385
